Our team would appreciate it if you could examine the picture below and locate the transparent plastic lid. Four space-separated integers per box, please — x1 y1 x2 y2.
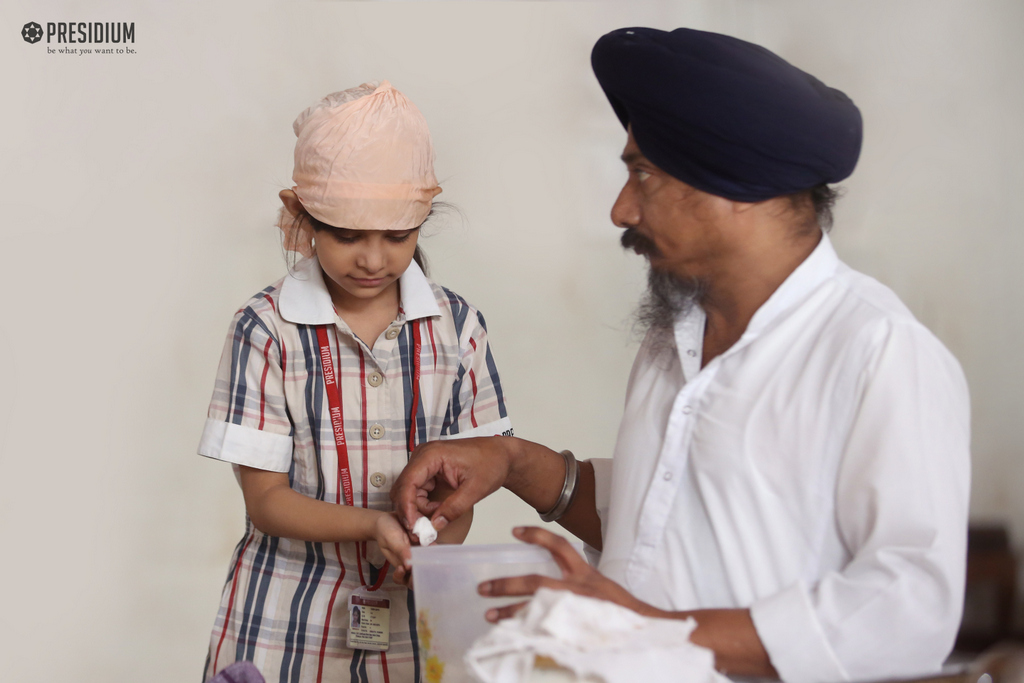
410 542 556 566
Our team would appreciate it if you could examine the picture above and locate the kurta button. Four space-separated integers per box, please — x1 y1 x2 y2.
682 406 693 415
367 371 383 387
369 423 385 439
663 472 673 481
385 328 400 340
370 472 387 488
687 349 697 357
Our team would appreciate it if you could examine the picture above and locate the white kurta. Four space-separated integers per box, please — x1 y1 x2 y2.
594 234 970 683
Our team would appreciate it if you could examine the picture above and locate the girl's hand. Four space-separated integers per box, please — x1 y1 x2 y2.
374 512 413 582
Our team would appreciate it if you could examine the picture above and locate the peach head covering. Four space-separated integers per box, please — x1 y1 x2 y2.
289 81 441 236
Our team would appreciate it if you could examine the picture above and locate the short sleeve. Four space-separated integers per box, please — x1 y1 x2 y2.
750 319 970 683
439 309 513 440
197 309 294 472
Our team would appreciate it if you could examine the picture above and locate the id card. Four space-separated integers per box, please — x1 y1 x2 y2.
347 587 391 651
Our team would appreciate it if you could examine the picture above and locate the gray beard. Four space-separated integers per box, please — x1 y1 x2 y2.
633 266 704 340
620 226 705 343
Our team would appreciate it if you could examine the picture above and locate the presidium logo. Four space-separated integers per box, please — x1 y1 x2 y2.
21 22 42 44
21 20 136 54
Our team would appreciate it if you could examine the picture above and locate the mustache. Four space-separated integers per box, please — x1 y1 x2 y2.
620 228 661 258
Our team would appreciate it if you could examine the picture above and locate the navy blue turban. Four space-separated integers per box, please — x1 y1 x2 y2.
591 27 862 202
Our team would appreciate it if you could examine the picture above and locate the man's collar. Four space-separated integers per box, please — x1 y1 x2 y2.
673 231 841 352
743 230 840 337
278 256 441 326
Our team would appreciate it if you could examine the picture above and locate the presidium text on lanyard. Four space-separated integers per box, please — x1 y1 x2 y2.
315 320 423 652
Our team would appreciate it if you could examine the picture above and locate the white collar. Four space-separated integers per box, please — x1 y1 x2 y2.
278 256 441 326
673 230 841 354
743 230 840 337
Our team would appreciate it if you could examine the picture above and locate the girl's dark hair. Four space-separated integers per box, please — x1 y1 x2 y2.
301 211 429 275
282 204 449 277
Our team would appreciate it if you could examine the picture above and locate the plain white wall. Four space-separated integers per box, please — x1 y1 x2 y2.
1 0 1021 680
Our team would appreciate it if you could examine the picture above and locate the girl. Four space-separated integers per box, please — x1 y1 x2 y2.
199 82 512 683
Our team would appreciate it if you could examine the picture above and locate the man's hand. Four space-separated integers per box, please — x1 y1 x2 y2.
476 526 655 622
393 438 605 550
476 527 777 678
390 437 516 532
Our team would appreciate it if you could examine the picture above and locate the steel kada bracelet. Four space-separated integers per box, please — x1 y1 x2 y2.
539 450 579 523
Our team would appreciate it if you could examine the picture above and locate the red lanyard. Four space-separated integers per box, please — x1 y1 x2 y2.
315 321 422 588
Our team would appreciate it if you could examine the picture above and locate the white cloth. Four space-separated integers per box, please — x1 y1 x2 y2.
596 233 970 683
465 588 727 683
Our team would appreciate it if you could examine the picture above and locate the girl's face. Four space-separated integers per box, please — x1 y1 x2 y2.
314 226 420 306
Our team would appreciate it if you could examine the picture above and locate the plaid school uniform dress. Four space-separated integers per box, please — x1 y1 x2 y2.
199 256 512 683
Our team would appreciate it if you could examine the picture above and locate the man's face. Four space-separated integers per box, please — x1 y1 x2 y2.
613 130 731 282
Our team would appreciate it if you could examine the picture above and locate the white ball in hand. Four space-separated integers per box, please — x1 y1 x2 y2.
413 517 438 546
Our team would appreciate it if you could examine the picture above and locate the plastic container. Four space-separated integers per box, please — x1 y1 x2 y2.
411 543 563 683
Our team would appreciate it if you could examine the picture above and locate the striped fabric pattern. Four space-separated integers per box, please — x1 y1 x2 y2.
199 262 510 683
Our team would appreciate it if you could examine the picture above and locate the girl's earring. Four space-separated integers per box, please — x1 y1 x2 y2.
310 237 316 249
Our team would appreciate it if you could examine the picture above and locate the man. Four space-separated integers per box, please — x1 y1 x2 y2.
392 27 970 683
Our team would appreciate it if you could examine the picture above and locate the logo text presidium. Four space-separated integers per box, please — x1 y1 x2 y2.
44 22 135 44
